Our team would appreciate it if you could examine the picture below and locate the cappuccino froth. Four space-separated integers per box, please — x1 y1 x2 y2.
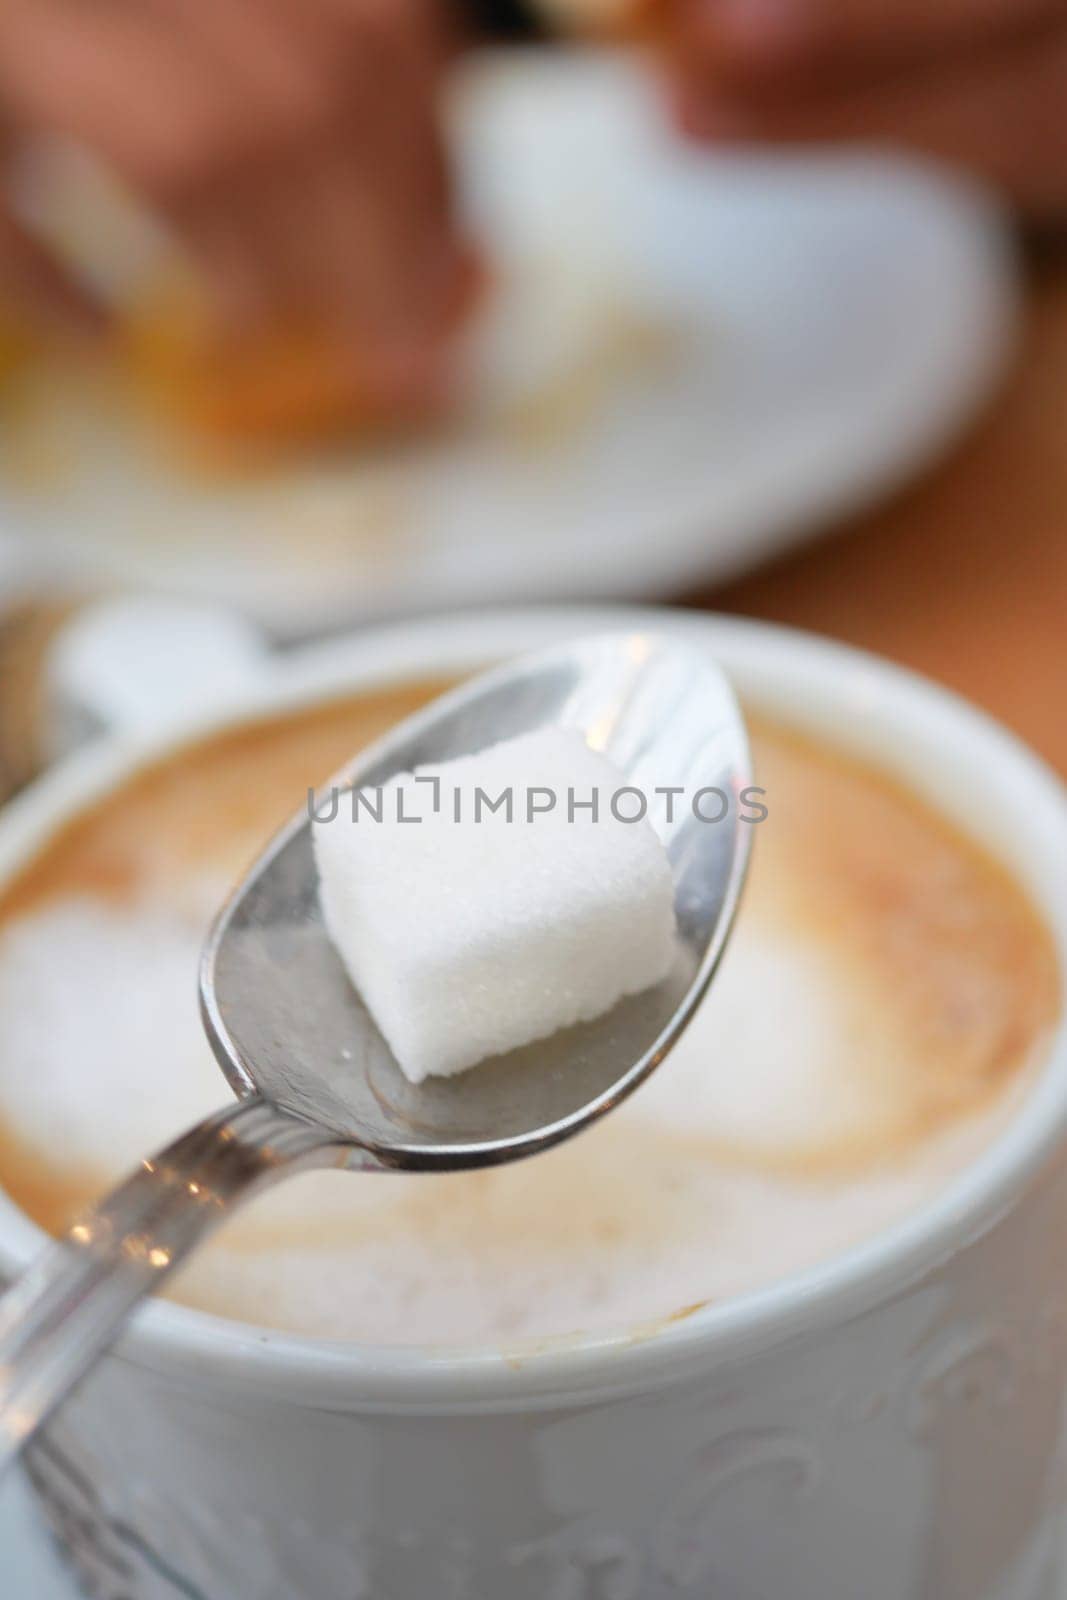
0 687 1057 1345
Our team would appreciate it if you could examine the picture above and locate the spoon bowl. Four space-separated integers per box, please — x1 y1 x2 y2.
202 632 751 1166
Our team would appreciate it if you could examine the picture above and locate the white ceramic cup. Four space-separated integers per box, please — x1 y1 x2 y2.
2 604 1066 1600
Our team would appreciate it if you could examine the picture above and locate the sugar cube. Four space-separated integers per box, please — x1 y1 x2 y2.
314 728 677 1084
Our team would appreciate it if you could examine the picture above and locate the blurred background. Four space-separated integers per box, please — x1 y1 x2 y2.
0 0 1064 784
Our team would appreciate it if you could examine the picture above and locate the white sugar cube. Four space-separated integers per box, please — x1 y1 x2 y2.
314 727 677 1084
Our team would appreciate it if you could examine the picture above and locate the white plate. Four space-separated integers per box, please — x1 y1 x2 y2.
0 54 1018 637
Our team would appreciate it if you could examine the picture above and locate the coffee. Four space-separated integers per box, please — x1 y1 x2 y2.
0 683 1058 1345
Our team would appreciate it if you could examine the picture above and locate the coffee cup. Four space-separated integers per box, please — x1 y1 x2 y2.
1 604 1065 1600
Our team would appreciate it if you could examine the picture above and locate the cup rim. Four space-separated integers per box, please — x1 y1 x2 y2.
0 603 1065 1413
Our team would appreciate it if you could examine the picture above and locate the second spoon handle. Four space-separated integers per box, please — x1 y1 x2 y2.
0 1095 334 1476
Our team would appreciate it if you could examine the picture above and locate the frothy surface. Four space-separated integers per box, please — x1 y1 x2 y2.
0 687 1058 1345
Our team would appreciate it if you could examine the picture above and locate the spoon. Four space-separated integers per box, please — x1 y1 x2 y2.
0 631 751 1471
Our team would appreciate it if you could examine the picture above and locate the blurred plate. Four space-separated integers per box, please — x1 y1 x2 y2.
0 53 1018 637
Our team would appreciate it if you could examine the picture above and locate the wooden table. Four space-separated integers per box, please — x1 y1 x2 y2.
690 259 1067 777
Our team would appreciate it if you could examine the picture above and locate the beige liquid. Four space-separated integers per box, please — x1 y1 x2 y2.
0 683 1058 1345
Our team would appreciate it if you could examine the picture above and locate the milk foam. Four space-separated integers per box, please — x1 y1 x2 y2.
0 711 1055 1346
0 900 221 1171
0 888 1033 1345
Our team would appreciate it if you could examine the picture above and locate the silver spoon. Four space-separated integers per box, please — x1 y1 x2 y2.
0 631 750 1471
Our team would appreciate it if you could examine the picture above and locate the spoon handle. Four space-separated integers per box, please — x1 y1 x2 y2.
0 1095 333 1476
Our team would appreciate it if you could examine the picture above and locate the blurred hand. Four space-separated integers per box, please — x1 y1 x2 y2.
0 0 476 413
669 0 1067 217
